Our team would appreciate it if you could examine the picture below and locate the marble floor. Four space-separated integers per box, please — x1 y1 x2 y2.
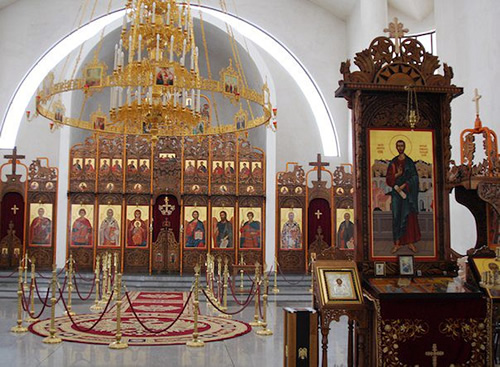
0 298 349 367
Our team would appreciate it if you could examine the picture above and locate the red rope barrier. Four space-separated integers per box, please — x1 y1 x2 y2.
58 286 115 332
277 262 308 285
0 269 18 278
124 290 194 334
72 274 96 301
22 280 50 320
201 288 257 315
228 277 256 306
34 276 67 306
36 266 66 279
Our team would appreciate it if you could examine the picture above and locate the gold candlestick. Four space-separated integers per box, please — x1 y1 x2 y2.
109 273 128 349
26 257 39 322
90 255 102 311
11 261 28 333
187 263 204 347
249 262 263 327
43 264 62 344
256 265 273 336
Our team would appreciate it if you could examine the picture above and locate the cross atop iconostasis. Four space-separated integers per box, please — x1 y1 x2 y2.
308 153 330 190
3 147 26 183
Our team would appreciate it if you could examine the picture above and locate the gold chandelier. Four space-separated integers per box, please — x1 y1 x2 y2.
36 0 272 138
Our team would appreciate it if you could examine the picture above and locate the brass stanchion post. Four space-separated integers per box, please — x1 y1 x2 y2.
90 255 102 311
240 269 244 291
186 264 204 347
106 253 112 300
249 262 263 327
309 253 316 295
11 260 28 333
23 253 28 291
112 253 118 300
26 257 39 323
109 273 128 349
216 256 222 305
219 257 231 318
272 256 279 294
256 263 273 336
43 264 62 344
100 253 109 305
65 254 75 316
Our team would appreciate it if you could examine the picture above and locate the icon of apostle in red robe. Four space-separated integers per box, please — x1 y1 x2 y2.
30 207 52 245
71 208 93 246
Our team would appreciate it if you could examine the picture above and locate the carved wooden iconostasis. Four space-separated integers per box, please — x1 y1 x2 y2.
276 156 355 273
0 148 59 270
68 133 265 273
335 35 463 276
332 20 494 366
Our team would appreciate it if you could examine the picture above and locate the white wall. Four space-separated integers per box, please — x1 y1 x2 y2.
434 0 500 254
1 0 493 261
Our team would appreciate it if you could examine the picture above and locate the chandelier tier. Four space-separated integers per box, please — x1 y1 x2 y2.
36 0 272 138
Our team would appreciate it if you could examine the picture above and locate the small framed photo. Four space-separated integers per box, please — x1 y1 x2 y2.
398 255 415 276
374 262 386 276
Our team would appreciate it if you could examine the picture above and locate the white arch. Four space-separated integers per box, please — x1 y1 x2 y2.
1 6 339 156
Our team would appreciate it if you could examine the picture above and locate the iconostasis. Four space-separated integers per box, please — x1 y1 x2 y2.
68 133 265 273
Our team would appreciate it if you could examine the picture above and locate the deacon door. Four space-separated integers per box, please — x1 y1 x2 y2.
0 193 24 268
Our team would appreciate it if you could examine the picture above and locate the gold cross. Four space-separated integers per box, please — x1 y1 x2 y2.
384 17 409 54
11 205 19 215
314 210 322 219
472 88 482 116
425 343 444 367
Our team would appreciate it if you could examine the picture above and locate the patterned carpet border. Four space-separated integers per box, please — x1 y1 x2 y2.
28 291 251 346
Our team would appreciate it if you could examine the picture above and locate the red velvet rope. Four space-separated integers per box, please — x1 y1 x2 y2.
228 277 256 305
72 274 96 301
124 290 194 334
34 276 67 306
0 269 18 278
58 286 115 332
73 267 96 282
36 266 67 279
201 288 257 315
277 262 307 285
21 280 49 320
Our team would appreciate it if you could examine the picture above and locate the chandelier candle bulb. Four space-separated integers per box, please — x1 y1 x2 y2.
138 34 142 62
114 44 118 70
196 89 200 112
122 14 127 30
127 87 131 105
191 89 195 112
128 35 133 63
118 87 123 108
195 47 199 73
169 35 174 61
138 86 142 105
156 34 160 61
166 3 170 25
140 3 144 23
152 2 156 23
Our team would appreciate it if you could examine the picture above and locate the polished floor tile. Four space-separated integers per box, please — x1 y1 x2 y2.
0 298 348 367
